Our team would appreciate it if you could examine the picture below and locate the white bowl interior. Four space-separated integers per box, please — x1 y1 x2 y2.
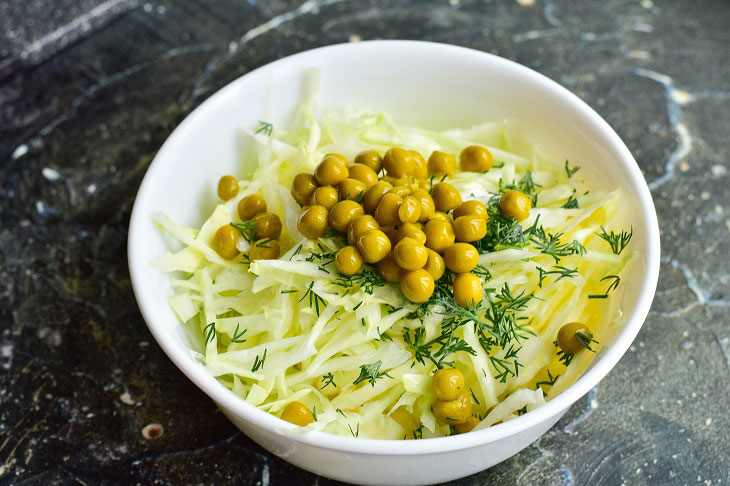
129 41 659 462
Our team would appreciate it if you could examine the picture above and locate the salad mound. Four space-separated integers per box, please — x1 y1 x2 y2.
155 83 634 439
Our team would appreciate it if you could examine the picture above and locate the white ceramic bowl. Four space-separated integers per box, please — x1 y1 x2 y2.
128 41 660 485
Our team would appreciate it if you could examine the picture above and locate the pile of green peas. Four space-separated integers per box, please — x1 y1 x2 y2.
292 145 533 306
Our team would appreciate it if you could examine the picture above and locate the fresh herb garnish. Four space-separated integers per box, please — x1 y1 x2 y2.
535 369 560 389
254 120 273 136
469 388 481 405
320 372 337 389
575 331 598 351
562 191 579 209
231 220 257 243
353 360 393 386
251 349 267 372
588 275 620 299
565 160 580 178
413 424 424 440
403 322 476 369
525 216 586 263
519 171 541 194
289 243 303 260
305 245 337 273
255 237 275 248
299 282 327 315
489 344 523 382
472 264 492 280
332 268 385 295
597 226 633 255
536 265 579 288
348 422 360 437
204 322 216 346
231 324 247 343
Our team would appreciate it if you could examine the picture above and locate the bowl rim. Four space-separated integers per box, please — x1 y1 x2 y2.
128 39 660 455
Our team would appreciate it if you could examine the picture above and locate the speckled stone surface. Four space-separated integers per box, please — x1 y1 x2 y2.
1 0 729 484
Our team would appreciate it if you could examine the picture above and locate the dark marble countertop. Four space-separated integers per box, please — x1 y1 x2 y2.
1 0 729 484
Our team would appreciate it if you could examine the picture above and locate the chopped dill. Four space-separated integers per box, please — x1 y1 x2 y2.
204 322 216 346
469 388 481 405
564 160 580 178
562 191 579 209
230 220 257 243
254 120 273 136
348 422 360 437
575 331 598 352
535 369 560 389
597 226 633 255
588 275 620 299
320 372 336 389
251 349 267 372
518 171 541 194
299 282 327 315
230 324 247 343
353 360 393 386
526 216 586 263
472 264 492 280
536 265 579 288
255 237 276 248
289 243 302 260
332 267 385 295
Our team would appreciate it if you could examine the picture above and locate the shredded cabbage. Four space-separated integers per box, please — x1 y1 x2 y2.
156 77 634 439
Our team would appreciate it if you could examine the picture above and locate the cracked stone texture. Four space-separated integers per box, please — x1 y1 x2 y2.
1 0 729 484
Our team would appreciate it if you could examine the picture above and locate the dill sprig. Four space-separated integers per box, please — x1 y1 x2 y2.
289 243 303 260
565 160 580 178
473 209 527 253
231 324 247 343
348 422 360 437
526 216 586 263
299 282 327 315
413 424 424 440
353 360 392 386
469 388 480 405
597 226 633 255
562 191 579 209
489 343 524 383
403 320 476 369
575 331 598 351
535 369 560 389
320 372 336 389
304 243 338 273
255 237 276 248
251 349 267 372
204 322 216 346
537 265 579 288
481 284 536 350
588 275 621 299
472 264 492 280
519 171 541 194
332 267 385 295
254 120 273 136
230 220 257 243
556 345 574 366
